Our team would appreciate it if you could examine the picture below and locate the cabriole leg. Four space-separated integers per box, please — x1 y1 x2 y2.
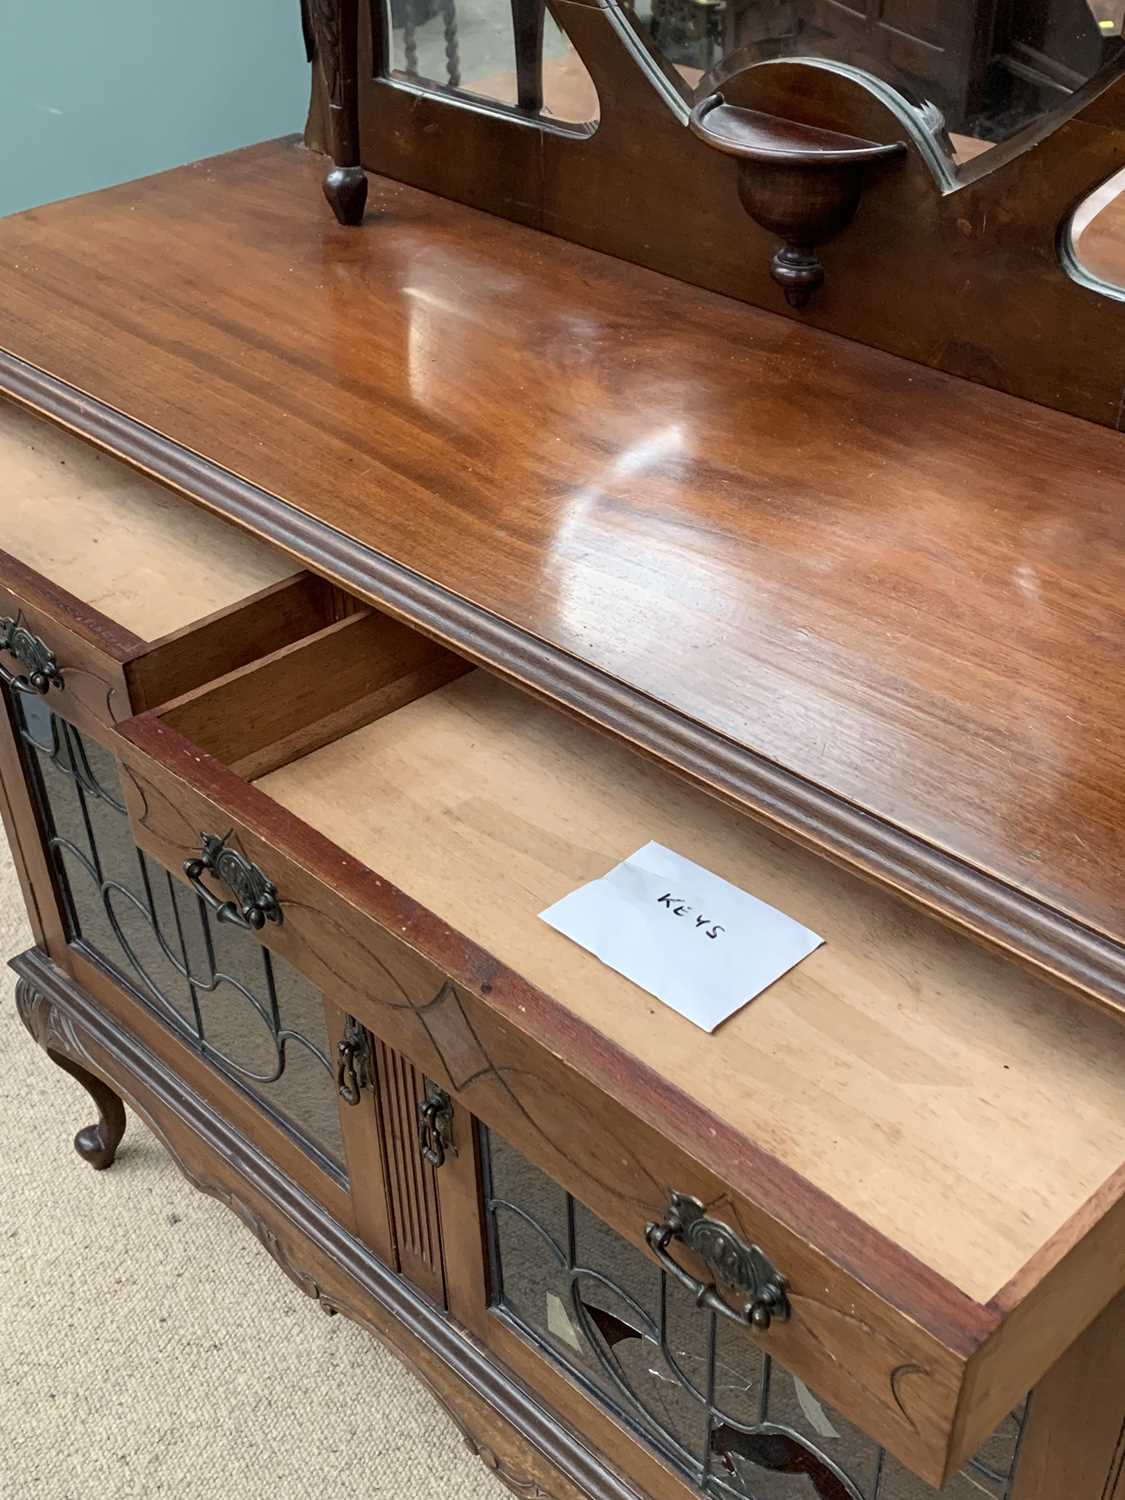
15 976 127 1170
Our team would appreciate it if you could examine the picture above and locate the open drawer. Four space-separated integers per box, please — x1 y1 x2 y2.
0 398 347 730
110 601 1125 1488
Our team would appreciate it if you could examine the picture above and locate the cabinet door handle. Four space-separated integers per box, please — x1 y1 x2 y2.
645 1192 790 1330
417 1083 454 1168
183 832 283 930
336 1015 372 1105
0 614 65 696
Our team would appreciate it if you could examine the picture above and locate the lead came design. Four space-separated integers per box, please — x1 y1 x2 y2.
483 1128 1030 1500
13 697 346 1174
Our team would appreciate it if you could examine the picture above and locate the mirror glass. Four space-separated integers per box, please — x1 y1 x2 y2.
389 0 599 124
622 0 1124 159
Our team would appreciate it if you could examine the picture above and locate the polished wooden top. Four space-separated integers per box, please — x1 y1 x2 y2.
2 138 1125 1004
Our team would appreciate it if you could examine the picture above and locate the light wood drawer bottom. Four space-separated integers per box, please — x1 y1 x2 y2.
1 396 354 732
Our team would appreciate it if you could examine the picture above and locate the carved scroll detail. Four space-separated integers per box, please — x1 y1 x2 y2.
459 1433 565 1499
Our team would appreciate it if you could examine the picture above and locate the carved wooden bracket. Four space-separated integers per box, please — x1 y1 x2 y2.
689 91 904 309
302 0 368 225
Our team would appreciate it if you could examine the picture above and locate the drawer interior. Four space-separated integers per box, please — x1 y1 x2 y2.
2 398 301 643
157 610 1125 1306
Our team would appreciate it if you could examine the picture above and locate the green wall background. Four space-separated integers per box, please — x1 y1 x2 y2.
0 1 309 217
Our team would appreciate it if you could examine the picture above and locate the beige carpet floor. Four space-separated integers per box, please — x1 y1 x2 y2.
0 828 504 1499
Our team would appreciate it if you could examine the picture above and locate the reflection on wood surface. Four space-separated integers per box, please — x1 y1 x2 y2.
1072 165 1125 286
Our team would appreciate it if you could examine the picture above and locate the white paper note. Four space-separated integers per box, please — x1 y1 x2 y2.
540 841 823 1033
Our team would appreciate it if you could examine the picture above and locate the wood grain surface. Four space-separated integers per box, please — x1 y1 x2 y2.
4 141 1125 1009
1009 1289 1125 1500
0 397 296 642
258 669 1125 1302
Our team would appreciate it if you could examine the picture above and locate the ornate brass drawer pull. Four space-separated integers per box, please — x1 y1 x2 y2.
183 832 283 931
0 613 65 696
645 1192 790 1331
687 93 904 311
417 1082 454 1168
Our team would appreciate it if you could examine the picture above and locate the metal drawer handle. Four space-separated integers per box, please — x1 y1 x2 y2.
183 831 283 930
0 613 65 696
417 1083 454 1168
645 1192 790 1331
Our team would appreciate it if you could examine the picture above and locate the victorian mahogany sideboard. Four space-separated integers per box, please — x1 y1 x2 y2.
3 5 1125 1498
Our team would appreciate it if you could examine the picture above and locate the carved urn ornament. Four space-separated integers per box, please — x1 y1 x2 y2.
689 92 905 308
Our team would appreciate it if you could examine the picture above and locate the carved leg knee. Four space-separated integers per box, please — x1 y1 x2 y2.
16 978 127 1170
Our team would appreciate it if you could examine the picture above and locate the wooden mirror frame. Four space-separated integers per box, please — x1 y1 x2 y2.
303 0 1125 428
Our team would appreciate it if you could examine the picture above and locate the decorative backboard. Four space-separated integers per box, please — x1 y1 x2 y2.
307 0 1125 426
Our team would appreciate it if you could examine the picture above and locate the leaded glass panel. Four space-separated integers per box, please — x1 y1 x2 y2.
483 1127 1029 1500
14 696 347 1178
